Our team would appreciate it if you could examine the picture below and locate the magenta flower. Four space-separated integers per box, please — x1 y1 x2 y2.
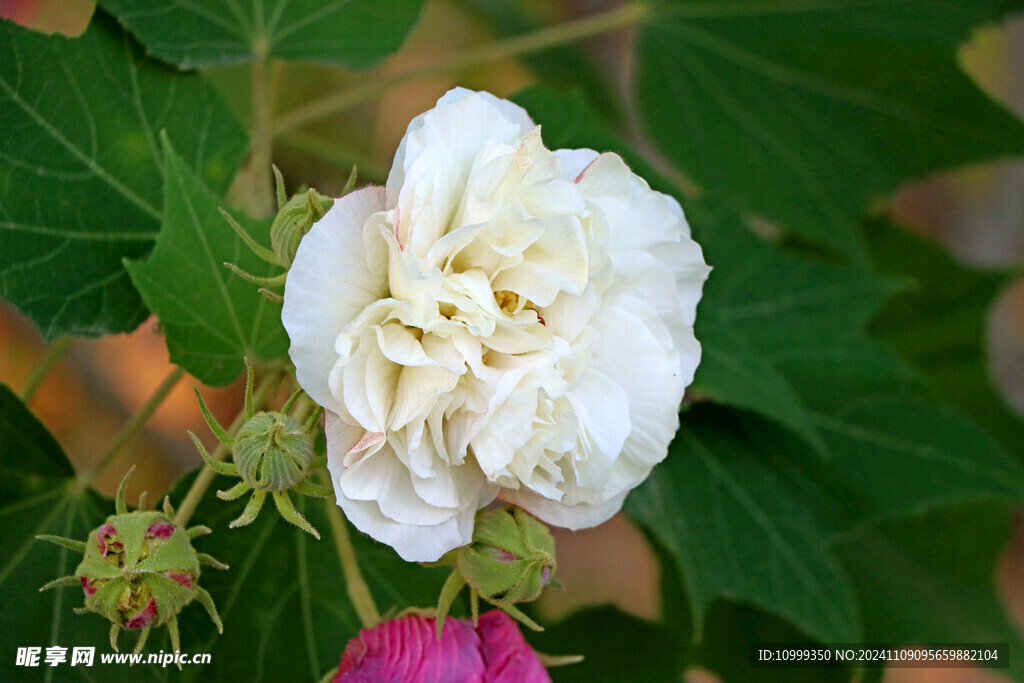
333 611 551 682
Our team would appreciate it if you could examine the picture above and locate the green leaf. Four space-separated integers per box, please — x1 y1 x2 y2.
693 204 1024 519
124 138 288 386
0 383 130 681
866 218 1024 451
626 407 861 646
168 469 449 681
0 13 247 339
518 86 1024 645
834 504 1024 680
527 606 683 683
698 601 853 683
637 0 1024 259
691 200 895 447
97 0 425 69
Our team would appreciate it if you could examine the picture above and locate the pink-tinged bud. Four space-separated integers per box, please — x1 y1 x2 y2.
458 508 556 608
333 611 550 683
96 524 117 554
147 522 176 539
125 599 158 629
37 468 226 655
166 572 193 588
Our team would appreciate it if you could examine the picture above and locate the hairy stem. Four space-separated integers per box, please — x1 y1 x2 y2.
80 366 186 485
273 2 652 135
21 336 71 401
172 368 284 527
249 58 275 218
322 471 380 629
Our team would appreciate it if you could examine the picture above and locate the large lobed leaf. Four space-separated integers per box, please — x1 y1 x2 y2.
626 409 861 646
835 504 1024 680
520 85 1024 665
98 0 425 69
866 217 1024 452
694 204 1024 518
0 12 247 339
688 199 895 447
637 0 1024 259
124 139 288 386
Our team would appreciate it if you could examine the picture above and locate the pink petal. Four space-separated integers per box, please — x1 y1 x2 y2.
146 522 176 539
96 523 117 554
334 615 483 682
333 612 550 683
477 611 551 683
125 598 158 629
165 572 192 588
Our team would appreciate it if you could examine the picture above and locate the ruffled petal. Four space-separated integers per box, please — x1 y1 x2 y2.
283 187 389 413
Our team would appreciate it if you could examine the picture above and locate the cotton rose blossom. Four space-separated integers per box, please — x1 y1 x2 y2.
282 88 710 561
333 611 550 682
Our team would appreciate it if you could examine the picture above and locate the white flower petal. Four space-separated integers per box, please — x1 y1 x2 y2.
503 488 628 531
566 368 631 491
285 88 709 560
282 186 388 413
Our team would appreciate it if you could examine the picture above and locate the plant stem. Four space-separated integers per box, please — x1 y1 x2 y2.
21 336 71 401
273 2 652 136
323 482 381 629
250 58 275 218
172 368 284 527
80 366 186 485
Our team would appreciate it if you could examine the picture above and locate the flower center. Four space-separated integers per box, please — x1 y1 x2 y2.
493 289 521 315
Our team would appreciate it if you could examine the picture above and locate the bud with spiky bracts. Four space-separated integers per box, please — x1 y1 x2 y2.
37 469 226 658
268 167 336 270
434 506 557 636
221 164 354 302
190 359 332 538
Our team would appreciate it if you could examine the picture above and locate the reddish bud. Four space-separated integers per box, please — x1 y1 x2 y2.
125 599 158 629
166 572 193 589
146 522 175 539
96 523 117 554
333 611 549 682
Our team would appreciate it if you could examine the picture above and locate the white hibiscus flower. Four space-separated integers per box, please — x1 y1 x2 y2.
281 88 710 562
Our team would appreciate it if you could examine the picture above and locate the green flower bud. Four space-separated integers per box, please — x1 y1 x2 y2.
190 359 333 539
220 165 351 302
458 507 555 607
270 189 333 269
78 513 200 630
233 411 313 492
434 507 557 635
38 470 225 656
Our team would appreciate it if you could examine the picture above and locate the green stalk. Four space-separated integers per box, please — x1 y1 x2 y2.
79 366 186 485
324 488 381 629
273 2 652 135
249 58 275 218
20 336 71 402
